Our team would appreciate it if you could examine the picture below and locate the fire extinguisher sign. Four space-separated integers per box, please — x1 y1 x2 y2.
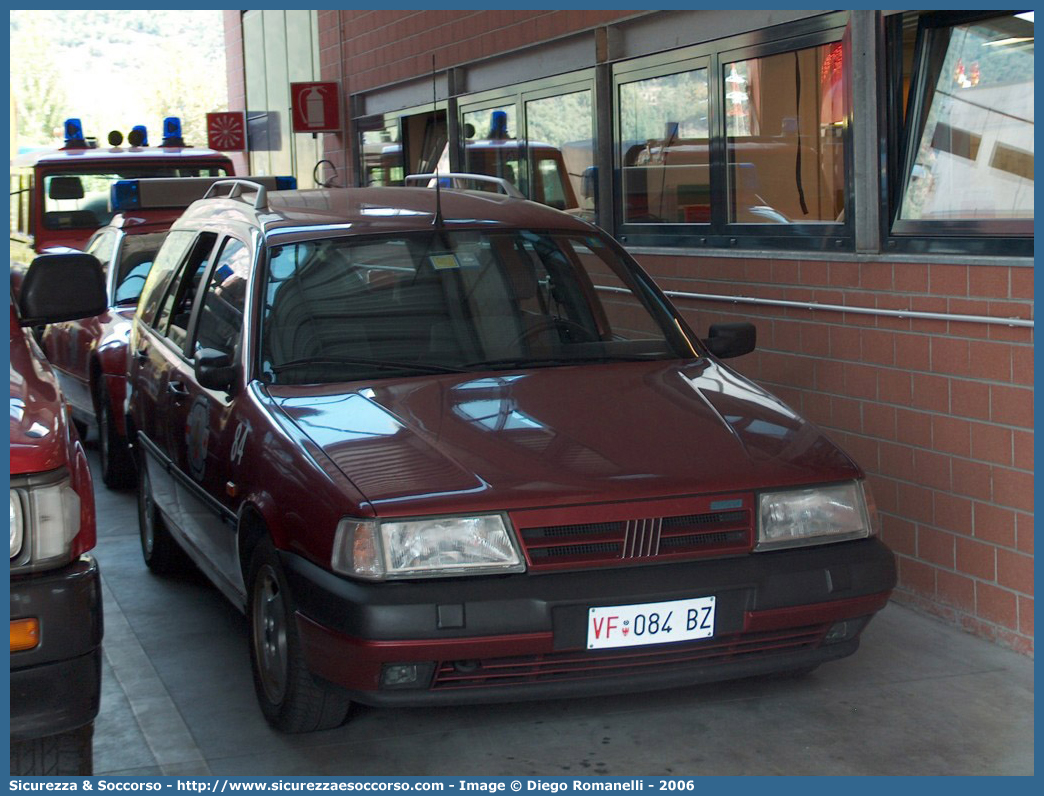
290 81 342 133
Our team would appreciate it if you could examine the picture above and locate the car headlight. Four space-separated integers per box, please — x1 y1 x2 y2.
9 474 81 569
11 491 24 558
331 513 526 580
756 481 876 551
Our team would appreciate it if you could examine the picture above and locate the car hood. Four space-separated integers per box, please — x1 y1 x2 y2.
269 359 860 515
9 311 69 475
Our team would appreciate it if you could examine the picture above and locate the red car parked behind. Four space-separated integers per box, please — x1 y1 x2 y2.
10 252 108 774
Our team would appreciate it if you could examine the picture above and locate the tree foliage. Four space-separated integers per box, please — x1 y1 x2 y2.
10 10 227 149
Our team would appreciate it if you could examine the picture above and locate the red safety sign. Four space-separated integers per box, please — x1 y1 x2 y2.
206 111 247 151
290 81 342 133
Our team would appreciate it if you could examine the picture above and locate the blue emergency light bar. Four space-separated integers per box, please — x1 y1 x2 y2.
63 118 88 149
110 180 140 210
489 110 509 139
110 176 298 212
161 116 185 147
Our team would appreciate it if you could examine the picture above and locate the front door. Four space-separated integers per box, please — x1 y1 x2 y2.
166 236 252 603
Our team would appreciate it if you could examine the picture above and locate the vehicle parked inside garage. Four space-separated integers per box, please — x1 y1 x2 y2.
10 117 234 295
41 176 294 490
10 252 107 774
126 176 896 733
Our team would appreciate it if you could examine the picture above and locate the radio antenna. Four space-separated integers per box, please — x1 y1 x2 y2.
431 53 445 228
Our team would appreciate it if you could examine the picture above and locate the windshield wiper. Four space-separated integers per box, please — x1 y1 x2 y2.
270 356 470 376
463 354 664 370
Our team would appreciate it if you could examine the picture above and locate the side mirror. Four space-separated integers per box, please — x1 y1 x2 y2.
195 348 236 392
18 253 107 326
703 322 756 359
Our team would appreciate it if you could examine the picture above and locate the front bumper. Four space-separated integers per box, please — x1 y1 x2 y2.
10 555 104 740
282 537 896 706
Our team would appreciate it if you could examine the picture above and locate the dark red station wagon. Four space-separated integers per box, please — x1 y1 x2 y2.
126 176 896 732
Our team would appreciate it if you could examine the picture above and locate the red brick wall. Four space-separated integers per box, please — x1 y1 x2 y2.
321 10 636 93
315 10 637 184
635 252 1034 654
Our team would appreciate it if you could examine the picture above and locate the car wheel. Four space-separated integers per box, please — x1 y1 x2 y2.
10 723 92 775
137 455 183 574
99 383 136 490
248 538 351 733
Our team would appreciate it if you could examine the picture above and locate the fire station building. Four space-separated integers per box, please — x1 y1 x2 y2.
222 9 1034 653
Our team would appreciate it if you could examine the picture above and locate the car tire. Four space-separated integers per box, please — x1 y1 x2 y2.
247 538 351 733
137 455 184 574
99 383 136 490
10 723 93 775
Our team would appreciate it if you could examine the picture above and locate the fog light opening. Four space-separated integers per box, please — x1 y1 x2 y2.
382 664 419 687
380 662 435 690
824 616 869 644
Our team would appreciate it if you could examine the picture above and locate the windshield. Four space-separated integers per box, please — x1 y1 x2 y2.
260 229 692 384
42 164 230 230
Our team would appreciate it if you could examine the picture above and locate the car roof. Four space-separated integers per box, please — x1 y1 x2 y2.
10 146 233 168
177 186 595 243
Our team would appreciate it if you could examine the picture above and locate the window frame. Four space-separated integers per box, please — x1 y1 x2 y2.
884 10 1034 256
612 16 853 251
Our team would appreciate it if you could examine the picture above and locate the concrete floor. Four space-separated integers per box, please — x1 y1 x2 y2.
86 447 1034 777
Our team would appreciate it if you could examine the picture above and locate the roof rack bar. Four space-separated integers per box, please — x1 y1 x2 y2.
405 172 526 199
203 178 269 209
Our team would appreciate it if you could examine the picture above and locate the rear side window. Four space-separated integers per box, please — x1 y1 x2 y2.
137 230 196 325
193 238 251 358
154 233 218 351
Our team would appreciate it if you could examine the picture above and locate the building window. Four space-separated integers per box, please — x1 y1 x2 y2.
888 10 1033 253
462 104 522 191
724 42 846 224
613 15 851 251
359 119 402 186
618 65 710 225
525 89 594 217
356 107 447 188
457 75 597 221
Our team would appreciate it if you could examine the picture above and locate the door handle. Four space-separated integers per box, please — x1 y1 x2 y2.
167 381 189 398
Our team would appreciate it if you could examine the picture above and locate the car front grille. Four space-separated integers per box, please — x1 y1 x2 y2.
431 624 826 690
513 496 753 571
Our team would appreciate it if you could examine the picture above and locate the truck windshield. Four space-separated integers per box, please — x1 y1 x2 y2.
42 165 230 231
260 229 691 384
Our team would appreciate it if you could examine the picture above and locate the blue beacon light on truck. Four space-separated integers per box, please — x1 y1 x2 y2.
110 180 141 211
62 118 88 149
161 116 185 147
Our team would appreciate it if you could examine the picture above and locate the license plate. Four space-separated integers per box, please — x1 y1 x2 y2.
587 596 715 650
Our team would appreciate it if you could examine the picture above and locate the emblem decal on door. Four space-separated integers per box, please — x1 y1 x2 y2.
231 420 250 466
185 396 210 481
